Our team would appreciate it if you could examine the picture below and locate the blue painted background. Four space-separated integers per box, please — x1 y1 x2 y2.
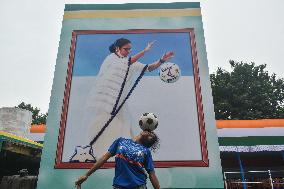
73 32 193 76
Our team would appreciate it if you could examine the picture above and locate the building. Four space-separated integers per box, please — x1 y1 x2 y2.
0 107 42 182
0 131 43 179
217 119 284 188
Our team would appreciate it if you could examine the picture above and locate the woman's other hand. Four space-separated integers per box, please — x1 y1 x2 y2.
144 40 156 52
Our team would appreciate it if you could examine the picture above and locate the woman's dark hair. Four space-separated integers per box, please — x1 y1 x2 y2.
141 131 160 152
109 38 131 53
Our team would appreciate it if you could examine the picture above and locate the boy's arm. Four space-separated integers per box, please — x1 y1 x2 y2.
75 152 112 187
85 152 112 176
149 171 160 189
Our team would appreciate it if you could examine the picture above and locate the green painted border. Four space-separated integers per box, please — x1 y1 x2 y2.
219 136 284 146
65 2 200 11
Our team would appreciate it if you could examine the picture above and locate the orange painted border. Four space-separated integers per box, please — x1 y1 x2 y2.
216 119 284 129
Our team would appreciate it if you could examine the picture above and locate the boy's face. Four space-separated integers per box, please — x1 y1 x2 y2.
140 130 155 146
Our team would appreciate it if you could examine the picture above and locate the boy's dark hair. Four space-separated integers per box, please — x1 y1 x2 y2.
141 131 160 152
109 38 131 53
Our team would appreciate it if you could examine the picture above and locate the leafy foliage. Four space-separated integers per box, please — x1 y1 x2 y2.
210 60 284 119
16 102 48 124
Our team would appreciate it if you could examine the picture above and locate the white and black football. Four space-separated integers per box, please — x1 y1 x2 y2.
139 112 158 131
159 62 181 83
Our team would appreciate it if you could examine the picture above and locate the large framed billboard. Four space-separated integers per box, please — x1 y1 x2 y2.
55 29 208 169
37 3 224 188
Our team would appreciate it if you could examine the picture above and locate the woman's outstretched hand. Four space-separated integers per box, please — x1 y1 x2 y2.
161 51 174 62
144 40 156 52
75 175 88 188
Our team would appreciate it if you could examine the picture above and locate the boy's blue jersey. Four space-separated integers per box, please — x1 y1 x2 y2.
108 137 154 188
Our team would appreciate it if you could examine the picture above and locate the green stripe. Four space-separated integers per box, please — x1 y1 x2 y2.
65 2 200 11
219 136 284 146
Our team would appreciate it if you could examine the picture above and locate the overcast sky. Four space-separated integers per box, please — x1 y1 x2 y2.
0 0 283 113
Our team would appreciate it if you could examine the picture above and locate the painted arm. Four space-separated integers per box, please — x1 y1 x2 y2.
149 171 160 189
147 51 174 72
130 41 156 63
75 152 112 188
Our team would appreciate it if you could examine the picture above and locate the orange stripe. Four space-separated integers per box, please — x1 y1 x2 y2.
28 120 284 132
116 154 143 167
216 119 284 129
30 124 46 133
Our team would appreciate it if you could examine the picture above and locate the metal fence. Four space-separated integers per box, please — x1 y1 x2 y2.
224 170 284 189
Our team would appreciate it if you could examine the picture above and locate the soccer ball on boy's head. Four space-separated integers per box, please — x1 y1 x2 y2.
139 113 158 131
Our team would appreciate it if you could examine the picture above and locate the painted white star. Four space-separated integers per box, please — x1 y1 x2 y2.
70 145 96 162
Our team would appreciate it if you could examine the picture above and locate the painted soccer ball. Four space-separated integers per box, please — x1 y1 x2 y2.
159 62 181 83
139 113 158 131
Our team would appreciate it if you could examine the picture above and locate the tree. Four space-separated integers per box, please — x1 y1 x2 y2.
16 102 48 124
210 60 284 120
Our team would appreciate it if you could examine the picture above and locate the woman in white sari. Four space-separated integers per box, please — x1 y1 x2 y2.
83 38 173 160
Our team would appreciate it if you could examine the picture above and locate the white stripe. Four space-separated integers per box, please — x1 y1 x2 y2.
27 133 45 142
219 145 284 152
217 127 284 137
